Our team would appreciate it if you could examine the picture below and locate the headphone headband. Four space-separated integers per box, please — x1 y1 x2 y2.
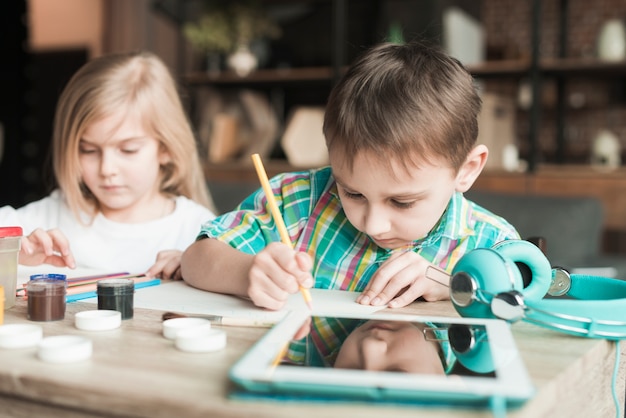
451 240 626 340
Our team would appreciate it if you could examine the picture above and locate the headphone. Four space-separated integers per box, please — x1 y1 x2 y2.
449 239 626 341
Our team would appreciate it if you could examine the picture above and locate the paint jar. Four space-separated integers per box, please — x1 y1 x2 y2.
27 279 67 321
97 278 134 320
30 274 67 286
0 227 22 310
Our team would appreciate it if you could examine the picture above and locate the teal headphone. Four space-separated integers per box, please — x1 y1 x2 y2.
449 239 626 340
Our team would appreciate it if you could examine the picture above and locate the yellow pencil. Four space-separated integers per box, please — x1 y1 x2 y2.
251 153 313 310
271 342 289 368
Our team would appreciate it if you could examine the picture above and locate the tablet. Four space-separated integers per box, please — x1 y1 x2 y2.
229 310 534 409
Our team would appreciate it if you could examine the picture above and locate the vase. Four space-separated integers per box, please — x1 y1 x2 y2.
227 45 258 77
597 19 626 61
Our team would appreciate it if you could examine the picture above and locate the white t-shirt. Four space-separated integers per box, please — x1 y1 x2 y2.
0 190 215 273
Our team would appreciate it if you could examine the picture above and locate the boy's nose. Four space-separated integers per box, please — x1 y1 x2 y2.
361 338 388 371
363 205 391 237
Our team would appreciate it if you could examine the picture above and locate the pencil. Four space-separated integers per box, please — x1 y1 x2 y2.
271 342 289 367
161 311 275 328
251 153 313 310
67 272 130 284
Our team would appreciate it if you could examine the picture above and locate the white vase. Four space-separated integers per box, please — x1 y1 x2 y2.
227 45 258 77
591 129 621 169
597 19 626 61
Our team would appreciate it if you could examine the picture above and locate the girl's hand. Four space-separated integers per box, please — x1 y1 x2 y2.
356 251 450 308
19 228 76 268
247 242 313 310
148 250 183 280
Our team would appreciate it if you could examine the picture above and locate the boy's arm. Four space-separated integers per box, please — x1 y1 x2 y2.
181 238 254 297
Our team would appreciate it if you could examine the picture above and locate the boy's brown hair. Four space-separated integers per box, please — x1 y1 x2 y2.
323 41 482 174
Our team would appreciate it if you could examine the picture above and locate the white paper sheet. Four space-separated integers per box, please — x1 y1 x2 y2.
93 281 384 323
17 266 385 322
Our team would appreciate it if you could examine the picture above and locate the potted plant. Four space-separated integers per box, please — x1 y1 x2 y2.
183 2 281 77
183 8 232 74
226 3 281 76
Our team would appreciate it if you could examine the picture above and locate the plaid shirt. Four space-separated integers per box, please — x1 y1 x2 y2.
198 167 519 366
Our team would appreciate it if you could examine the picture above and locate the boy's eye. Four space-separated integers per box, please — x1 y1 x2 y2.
391 200 415 209
341 189 364 200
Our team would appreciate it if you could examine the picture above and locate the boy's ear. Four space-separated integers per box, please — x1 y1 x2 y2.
455 144 488 192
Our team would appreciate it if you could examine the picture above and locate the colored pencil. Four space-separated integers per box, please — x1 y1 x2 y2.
66 273 146 288
67 272 130 284
66 278 160 303
251 153 313 310
65 274 149 296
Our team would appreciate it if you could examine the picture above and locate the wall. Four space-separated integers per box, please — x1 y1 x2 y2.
481 0 626 164
28 0 104 57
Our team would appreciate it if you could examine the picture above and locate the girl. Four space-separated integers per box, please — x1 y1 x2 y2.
0 51 216 280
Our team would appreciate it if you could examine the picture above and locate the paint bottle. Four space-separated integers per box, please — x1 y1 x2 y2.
0 286 4 324
97 278 134 320
0 226 22 310
27 279 67 321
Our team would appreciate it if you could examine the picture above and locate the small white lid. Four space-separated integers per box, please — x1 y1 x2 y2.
162 317 211 340
0 324 43 349
38 335 92 363
175 327 226 353
75 310 121 331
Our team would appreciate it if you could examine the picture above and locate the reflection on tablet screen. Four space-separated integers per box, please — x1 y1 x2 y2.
285 316 495 378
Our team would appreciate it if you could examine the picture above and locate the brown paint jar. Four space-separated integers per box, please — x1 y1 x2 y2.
27 279 66 321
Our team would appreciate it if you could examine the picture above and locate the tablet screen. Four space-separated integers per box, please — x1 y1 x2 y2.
280 316 495 378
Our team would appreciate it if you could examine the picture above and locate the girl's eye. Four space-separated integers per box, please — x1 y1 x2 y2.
79 146 97 154
121 147 139 154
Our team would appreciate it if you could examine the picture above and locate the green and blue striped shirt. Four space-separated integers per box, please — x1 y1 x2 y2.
198 166 519 366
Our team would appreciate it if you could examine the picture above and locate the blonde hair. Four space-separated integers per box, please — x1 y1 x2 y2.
323 41 482 174
52 51 215 220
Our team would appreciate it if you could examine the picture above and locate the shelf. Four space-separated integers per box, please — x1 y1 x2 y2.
476 165 626 231
467 59 531 77
184 61 532 86
541 58 626 76
184 67 339 85
183 57 626 86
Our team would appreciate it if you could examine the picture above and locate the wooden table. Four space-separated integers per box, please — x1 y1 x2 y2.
0 298 623 418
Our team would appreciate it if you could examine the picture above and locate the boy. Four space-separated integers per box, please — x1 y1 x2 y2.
181 40 519 365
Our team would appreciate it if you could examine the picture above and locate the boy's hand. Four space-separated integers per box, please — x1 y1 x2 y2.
19 228 76 268
148 250 183 281
356 251 450 308
247 242 313 310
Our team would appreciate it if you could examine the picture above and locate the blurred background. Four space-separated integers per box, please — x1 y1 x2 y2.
2 0 626 254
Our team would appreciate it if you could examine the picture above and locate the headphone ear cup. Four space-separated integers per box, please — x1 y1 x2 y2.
451 248 523 319
449 324 494 374
491 240 552 301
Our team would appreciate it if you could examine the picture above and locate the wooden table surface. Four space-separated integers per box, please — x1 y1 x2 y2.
0 298 623 418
